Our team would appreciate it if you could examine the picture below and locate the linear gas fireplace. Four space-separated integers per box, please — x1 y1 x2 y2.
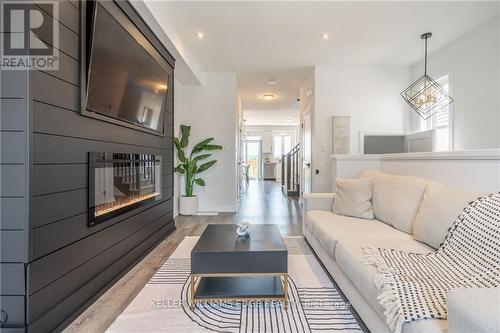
88 152 162 226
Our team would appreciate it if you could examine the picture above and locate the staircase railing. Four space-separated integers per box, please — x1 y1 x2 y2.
281 143 300 196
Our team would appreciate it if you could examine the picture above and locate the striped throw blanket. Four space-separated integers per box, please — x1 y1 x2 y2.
364 193 500 333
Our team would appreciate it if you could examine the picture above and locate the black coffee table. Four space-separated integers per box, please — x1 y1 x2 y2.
190 224 288 309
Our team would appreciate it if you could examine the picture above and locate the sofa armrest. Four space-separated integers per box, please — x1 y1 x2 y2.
303 193 335 212
447 288 500 333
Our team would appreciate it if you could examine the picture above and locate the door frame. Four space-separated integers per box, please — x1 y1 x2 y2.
301 107 312 197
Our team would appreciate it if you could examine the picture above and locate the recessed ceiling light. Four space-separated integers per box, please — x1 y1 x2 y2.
262 94 275 101
322 33 329 40
268 79 276 85
197 32 205 39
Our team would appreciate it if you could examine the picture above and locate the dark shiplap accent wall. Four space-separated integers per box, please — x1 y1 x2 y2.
1 1 175 331
0 66 30 332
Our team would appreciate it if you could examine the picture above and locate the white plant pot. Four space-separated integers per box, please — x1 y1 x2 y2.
179 196 198 215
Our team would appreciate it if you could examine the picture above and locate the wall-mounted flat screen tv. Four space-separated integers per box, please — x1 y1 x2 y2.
85 2 171 134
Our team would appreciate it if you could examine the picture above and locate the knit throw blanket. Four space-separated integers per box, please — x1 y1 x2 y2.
363 193 500 333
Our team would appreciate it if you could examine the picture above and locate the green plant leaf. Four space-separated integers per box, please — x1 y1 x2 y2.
192 153 212 162
173 137 187 162
174 165 185 173
180 125 191 148
194 178 205 186
202 144 223 151
177 148 187 163
187 160 198 175
191 138 214 156
197 160 217 173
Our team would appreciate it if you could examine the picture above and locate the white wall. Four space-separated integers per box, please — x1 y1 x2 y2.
331 150 500 193
173 73 239 214
245 125 299 139
409 17 500 150
311 65 410 192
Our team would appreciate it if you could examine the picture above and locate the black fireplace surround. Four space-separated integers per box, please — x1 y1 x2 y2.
88 152 162 226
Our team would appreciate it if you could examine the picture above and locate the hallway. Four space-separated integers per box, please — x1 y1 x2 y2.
236 180 302 235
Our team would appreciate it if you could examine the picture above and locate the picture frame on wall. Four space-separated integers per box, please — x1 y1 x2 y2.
332 116 350 154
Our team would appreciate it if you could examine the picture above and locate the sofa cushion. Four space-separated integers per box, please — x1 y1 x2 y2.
447 288 500 333
413 183 481 249
360 169 429 234
304 210 412 258
334 238 435 331
333 177 374 220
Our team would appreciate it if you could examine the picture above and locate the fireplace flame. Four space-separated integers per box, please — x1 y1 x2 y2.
95 192 160 217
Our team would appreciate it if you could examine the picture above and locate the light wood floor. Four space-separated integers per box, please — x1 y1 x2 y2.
64 180 302 333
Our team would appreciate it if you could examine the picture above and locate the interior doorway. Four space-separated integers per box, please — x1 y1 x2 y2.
243 140 262 179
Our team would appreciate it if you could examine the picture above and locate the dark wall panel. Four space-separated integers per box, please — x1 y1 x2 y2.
28 221 174 332
34 0 79 34
33 133 171 165
20 1 176 331
29 212 173 322
0 100 27 130
32 71 79 111
33 101 169 149
33 9 79 59
1 132 26 163
0 231 26 262
33 164 87 196
32 198 172 259
0 59 29 328
33 189 86 228
1 198 27 230
0 263 25 295
0 166 26 197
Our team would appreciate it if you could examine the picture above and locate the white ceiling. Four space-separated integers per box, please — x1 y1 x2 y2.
145 1 499 123
244 109 300 126
238 67 310 109
146 1 499 72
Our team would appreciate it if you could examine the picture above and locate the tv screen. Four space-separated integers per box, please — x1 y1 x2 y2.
86 3 169 133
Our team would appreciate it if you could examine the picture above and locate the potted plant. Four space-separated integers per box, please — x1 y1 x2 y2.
174 125 222 215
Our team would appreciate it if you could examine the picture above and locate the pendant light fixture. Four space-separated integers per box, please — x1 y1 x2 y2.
401 32 453 120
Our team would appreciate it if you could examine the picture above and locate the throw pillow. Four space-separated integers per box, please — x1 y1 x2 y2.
333 177 374 220
413 182 482 249
360 169 429 234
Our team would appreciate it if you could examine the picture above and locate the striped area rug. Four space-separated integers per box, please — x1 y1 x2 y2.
107 236 365 333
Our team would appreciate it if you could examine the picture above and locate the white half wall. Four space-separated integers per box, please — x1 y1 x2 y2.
409 17 500 150
311 65 411 192
331 150 500 193
174 73 239 214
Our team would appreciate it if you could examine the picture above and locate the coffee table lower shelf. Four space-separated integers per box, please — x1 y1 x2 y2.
190 274 288 310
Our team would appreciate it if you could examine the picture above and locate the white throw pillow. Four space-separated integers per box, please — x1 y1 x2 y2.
332 177 374 220
413 182 481 249
360 169 430 234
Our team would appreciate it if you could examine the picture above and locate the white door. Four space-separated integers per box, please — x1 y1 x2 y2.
302 109 312 194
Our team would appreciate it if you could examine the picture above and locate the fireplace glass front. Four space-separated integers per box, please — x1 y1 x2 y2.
88 152 162 226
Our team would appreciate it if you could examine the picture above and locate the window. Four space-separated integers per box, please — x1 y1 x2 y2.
283 136 292 154
273 133 294 158
420 74 452 151
273 136 282 158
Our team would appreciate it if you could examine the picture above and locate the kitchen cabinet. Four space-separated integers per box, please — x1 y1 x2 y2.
263 162 277 180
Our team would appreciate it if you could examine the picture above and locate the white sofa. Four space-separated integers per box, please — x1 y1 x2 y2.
303 169 497 333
